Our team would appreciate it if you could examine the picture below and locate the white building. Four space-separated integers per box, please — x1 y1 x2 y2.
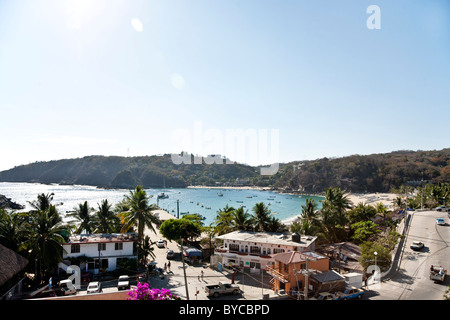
213 231 317 272
62 233 138 274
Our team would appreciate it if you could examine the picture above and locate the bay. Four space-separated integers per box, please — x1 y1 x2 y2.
0 182 323 226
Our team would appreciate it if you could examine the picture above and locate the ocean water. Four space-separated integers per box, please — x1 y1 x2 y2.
0 182 324 226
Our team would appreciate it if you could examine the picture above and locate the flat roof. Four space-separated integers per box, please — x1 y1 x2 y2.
216 230 317 247
64 233 138 244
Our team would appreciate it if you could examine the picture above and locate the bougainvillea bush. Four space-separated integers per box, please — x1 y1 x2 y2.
126 283 180 300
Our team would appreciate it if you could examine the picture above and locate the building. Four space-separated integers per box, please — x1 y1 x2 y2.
61 233 138 274
266 251 334 295
213 231 317 272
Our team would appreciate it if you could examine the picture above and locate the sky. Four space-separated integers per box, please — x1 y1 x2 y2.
0 0 449 171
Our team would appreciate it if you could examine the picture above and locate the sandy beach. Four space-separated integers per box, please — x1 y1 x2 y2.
282 192 398 225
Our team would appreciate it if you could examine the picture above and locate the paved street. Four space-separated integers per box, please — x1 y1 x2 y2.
370 210 449 300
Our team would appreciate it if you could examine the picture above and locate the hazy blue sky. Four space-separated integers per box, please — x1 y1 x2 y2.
0 0 449 171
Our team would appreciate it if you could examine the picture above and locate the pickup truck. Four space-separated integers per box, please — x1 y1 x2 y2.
430 265 447 282
117 275 130 290
205 282 241 298
58 279 77 296
335 287 364 300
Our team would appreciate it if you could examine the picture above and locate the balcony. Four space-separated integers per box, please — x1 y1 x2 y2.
266 265 289 283
214 247 272 258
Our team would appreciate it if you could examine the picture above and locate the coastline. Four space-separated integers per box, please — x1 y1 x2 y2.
282 191 398 225
187 185 272 191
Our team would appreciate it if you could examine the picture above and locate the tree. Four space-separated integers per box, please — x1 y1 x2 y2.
21 204 66 284
66 201 94 234
27 192 54 213
119 186 160 241
347 202 377 224
231 207 252 231
138 235 155 265
250 202 272 232
351 221 380 244
159 218 201 243
213 205 235 235
0 209 25 252
316 188 352 243
93 199 120 234
300 198 319 223
359 242 392 272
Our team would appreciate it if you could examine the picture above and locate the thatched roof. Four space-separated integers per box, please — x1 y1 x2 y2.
0 244 29 287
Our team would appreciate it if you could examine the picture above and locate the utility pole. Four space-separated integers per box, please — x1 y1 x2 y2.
180 237 189 300
304 258 309 300
177 199 180 219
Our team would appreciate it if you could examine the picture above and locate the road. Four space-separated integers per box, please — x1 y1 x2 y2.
370 210 449 300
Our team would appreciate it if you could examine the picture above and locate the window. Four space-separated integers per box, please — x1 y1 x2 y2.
71 244 80 254
273 248 285 254
250 246 260 255
229 244 239 252
98 243 106 251
115 243 123 250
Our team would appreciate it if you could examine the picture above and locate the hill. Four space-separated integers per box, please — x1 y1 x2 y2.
0 154 259 189
0 149 448 192
269 148 450 193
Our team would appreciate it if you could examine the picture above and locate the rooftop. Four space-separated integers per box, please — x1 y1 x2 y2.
215 230 317 247
65 233 138 244
273 251 327 264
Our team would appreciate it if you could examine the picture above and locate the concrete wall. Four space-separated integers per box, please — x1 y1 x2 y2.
36 291 129 300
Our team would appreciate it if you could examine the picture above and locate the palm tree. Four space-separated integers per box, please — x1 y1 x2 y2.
66 201 94 234
0 209 25 253
139 235 155 265
21 205 66 284
321 187 352 228
231 207 251 231
213 205 235 235
119 186 160 241
300 198 319 224
93 199 120 234
27 192 55 213
251 202 271 232
266 216 286 233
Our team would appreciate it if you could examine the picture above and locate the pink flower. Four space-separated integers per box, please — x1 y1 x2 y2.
126 283 179 300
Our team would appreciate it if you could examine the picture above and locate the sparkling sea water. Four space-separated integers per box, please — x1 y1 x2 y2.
0 182 323 226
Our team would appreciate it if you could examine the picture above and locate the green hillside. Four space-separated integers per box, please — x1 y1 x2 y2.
0 149 448 192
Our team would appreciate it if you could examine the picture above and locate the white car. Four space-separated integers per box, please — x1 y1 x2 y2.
156 239 165 248
436 218 445 226
117 275 130 290
87 281 102 294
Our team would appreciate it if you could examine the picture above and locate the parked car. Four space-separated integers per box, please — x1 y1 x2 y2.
81 272 93 283
87 281 102 294
156 239 165 248
117 275 130 290
410 241 425 251
166 249 175 259
58 279 77 296
335 287 364 300
205 282 241 298
436 218 445 226
311 292 337 300
435 206 448 212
